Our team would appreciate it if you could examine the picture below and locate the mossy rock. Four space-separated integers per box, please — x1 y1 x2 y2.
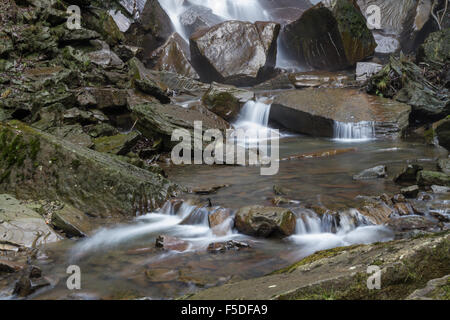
93 131 141 155
417 170 450 187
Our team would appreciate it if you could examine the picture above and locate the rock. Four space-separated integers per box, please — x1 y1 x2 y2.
438 159 450 175
128 57 171 104
234 206 296 238
417 29 450 68
179 5 224 37
386 216 437 233
115 45 143 62
394 164 424 184
129 102 229 150
401 185 420 199
48 125 93 149
13 266 50 297
431 185 450 194
148 33 199 79
0 194 61 250
93 131 141 155
356 62 383 82
51 203 95 238
430 211 450 223
190 20 280 86
282 0 376 70
289 71 354 88
79 87 128 113
192 184 229 195
436 118 450 151
208 208 233 236
417 171 450 187
353 165 387 180
86 40 124 67
407 275 450 300
270 89 411 138
357 198 395 224
0 259 24 273
0 121 178 217
155 235 189 252
357 0 435 54
201 83 254 122
207 240 250 254
125 0 173 58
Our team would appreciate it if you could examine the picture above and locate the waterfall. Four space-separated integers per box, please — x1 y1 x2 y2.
234 98 272 128
333 121 376 142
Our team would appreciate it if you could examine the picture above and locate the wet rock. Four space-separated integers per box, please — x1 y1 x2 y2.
356 62 383 82
392 194 406 204
386 216 437 233
430 211 450 223
435 118 450 151
407 275 450 300
357 0 435 54
0 259 24 273
0 121 178 217
51 203 95 238
357 198 395 224
145 268 179 282
201 83 254 122
270 89 411 138
401 185 420 199
282 0 376 70
125 0 173 58
179 5 224 37
394 164 424 184
438 159 450 175
93 131 141 156
190 20 280 86
235 206 296 238
192 184 229 195
0 194 62 251
148 33 199 79
431 185 450 194
155 235 189 252
207 240 250 254
289 71 354 88
394 203 414 216
129 57 171 104
353 165 387 180
208 208 233 236
115 45 143 62
13 265 50 298
417 171 450 187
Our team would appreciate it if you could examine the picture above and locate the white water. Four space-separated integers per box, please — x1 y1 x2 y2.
70 199 393 262
235 98 272 129
333 121 376 142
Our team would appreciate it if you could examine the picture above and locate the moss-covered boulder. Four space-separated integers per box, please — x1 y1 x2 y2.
0 121 179 217
417 29 450 68
234 205 296 238
417 171 450 187
282 0 376 70
93 131 140 155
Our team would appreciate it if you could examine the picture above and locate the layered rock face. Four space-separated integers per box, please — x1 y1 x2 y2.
270 88 411 138
190 20 280 86
357 0 436 54
282 0 376 70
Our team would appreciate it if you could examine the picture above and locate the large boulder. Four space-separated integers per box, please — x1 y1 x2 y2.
417 171 450 187
435 118 450 151
417 29 450 68
125 0 174 60
357 0 436 54
282 0 376 70
270 88 411 138
234 205 296 238
148 33 199 79
0 121 178 217
0 194 61 251
190 20 280 86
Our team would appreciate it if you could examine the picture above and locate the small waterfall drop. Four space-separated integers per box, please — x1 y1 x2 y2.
234 97 272 129
333 121 376 142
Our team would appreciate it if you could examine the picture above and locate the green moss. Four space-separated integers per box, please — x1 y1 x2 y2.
271 244 362 275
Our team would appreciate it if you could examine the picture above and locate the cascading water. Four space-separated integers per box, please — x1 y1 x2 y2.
234 98 272 129
333 121 376 142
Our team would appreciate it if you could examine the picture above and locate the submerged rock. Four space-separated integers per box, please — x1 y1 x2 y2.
234 205 296 238
353 165 387 180
282 0 376 70
190 20 280 86
155 235 189 252
207 240 250 254
270 89 411 138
